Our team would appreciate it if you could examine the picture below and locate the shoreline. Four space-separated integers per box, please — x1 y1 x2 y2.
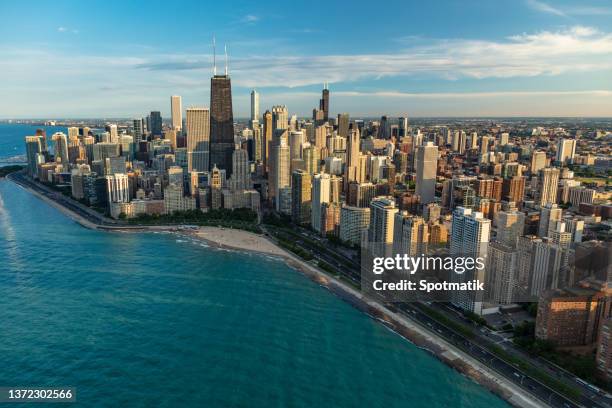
6 176 547 408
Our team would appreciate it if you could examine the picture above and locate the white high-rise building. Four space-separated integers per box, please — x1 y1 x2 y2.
366 196 398 257
272 105 289 130
171 95 183 131
186 107 210 172
106 173 130 203
250 90 259 123
231 148 250 190
487 242 518 305
311 173 331 232
556 138 576 164
272 137 290 211
531 151 547 173
51 132 69 169
393 212 429 256
536 168 560 207
415 142 438 204
450 207 491 315
495 208 525 248
67 127 79 140
538 203 562 238
108 124 118 143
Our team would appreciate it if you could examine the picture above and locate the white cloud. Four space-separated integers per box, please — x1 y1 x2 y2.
525 0 612 16
1 26 611 116
525 0 566 16
115 26 612 89
57 26 78 34
241 14 259 23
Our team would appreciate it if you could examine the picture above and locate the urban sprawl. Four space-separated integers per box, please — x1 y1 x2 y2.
17 63 612 398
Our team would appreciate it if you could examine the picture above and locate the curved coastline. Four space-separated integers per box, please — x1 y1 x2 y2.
7 174 547 408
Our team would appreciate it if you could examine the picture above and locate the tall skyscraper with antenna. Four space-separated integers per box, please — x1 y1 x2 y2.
319 82 329 122
209 38 235 176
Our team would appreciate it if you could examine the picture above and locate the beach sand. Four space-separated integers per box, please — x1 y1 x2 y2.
189 227 288 257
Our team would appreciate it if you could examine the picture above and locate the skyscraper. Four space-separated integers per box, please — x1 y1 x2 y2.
105 173 130 203
25 136 43 177
398 117 408 137
312 173 331 233
230 148 250 190
51 132 69 169
210 49 235 176
320 83 329 121
538 203 562 238
262 110 273 172
171 95 182 131
150 111 162 136
415 142 438 204
340 205 371 245
531 151 547 173
367 197 398 257
272 105 288 130
345 128 360 192
186 107 210 172
536 167 560 207
393 212 429 256
291 170 312 226
271 137 290 211
556 138 576 164
495 207 525 248
250 90 259 124
337 113 349 138
450 207 491 315
132 118 145 144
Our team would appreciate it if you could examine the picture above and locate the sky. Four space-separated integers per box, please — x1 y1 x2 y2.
1 0 611 118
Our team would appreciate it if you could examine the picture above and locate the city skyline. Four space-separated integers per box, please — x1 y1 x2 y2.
1 0 612 118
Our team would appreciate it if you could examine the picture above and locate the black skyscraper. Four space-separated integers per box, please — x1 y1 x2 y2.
210 74 235 176
150 111 162 136
319 83 329 122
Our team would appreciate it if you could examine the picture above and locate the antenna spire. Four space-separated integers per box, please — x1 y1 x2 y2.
224 43 228 76
212 35 217 76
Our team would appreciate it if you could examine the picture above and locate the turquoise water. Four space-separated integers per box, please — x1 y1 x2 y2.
0 125 509 407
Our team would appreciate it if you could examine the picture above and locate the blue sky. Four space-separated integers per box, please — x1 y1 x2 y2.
1 0 611 118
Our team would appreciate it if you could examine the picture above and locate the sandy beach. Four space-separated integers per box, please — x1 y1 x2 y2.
190 227 288 257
